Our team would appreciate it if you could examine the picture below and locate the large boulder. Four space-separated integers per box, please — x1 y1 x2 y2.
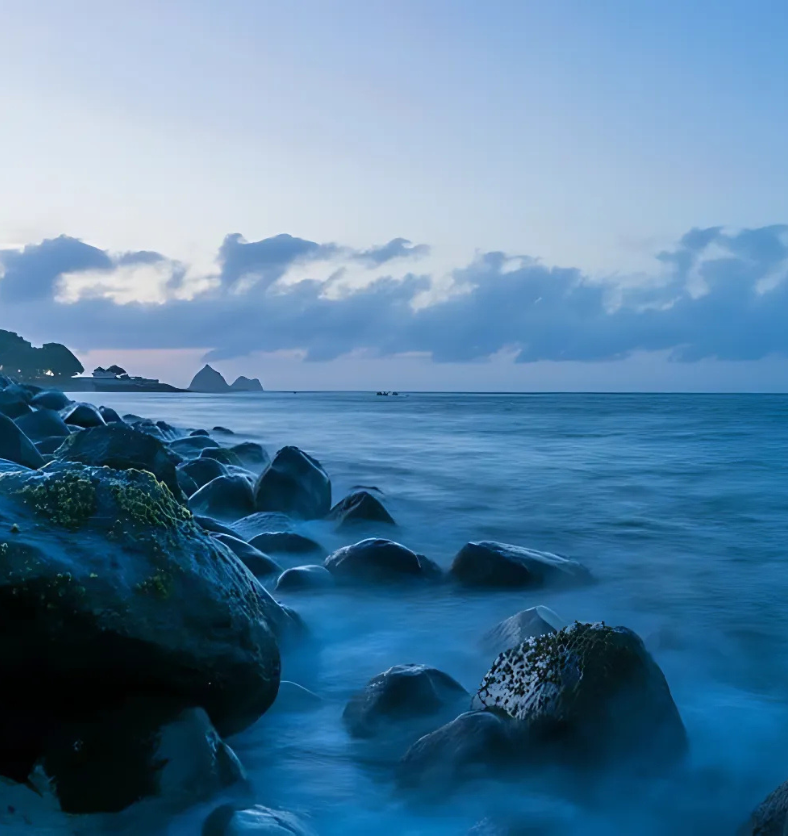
195 515 240 537
15 408 70 441
229 442 270 471
171 435 221 458
344 664 467 740
0 414 45 469
98 405 122 423
0 390 33 419
481 606 565 656
249 532 325 557
189 475 256 522
254 446 331 519
201 447 244 468
189 365 231 393
214 534 282 578
40 700 246 814
449 541 592 590
31 389 71 411
0 458 32 474
327 490 395 529
203 804 314 836
180 456 228 490
53 423 184 501
324 539 442 585
62 402 106 429
0 463 280 783
275 565 334 592
233 512 295 540
472 622 688 770
739 779 788 835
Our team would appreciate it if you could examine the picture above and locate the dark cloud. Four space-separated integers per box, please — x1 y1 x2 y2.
353 238 430 266
1 226 787 366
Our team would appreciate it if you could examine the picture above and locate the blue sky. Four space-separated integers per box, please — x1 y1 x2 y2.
1 0 787 390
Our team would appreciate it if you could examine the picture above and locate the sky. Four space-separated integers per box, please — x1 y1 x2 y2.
1 0 787 391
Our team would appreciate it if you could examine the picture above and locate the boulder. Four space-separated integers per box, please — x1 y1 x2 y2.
31 390 71 411
327 490 395 528
0 458 32 474
191 429 210 436
481 606 565 656
35 436 67 455
155 420 181 441
180 457 228 490
203 804 314 836
230 376 264 392
324 539 442 585
53 423 184 501
171 435 221 458
214 534 282 578
275 565 334 592
15 408 70 441
449 541 592 590
0 414 45 469
0 463 281 783
98 405 122 423
0 390 33 419
344 664 468 740
229 442 270 470
40 700 246 814
189 475 256 522
739 779 788 835
233 512 294 540
249 532 325 557
195 515 240 537
399 711 516 790
472 622 688 770
62 402 106 429
213 426 235 435
3 383 37 403
201 447 244 468
178 469 199 498
254 446 331 519
189 365 231 393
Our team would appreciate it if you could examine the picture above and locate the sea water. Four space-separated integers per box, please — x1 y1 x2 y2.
75 392 788 835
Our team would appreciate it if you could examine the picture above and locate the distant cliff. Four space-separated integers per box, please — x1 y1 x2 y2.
189 365 264 393
230 375 264 392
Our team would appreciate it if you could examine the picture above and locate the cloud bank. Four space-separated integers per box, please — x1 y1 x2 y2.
1 226 786 366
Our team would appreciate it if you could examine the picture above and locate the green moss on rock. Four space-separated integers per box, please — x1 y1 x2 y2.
17 472 97 530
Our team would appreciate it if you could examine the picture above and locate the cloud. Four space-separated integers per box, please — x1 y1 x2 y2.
353 238 430 267
1 226 787 367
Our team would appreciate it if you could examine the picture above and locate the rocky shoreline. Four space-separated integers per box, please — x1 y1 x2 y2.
0 375 782 834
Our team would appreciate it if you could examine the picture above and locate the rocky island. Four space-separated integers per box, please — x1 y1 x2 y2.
189 365 264 393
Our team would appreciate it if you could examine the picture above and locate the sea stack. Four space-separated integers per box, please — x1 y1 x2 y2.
189 365 231 393
231 376 264 392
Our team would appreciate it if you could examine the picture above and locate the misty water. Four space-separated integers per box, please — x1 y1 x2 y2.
68 392 788 834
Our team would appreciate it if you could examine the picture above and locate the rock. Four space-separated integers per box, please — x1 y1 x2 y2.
98 405 122 423
324 539 442 585
201 447 244 468
178 469 199 498
0 390 33 419
254 446 331 519
180 456 228 490
0 463 281 783
233 512 294 540
739 778 788 835
229 442 270 470
54 423 184 501
191 429 211 436
230 376 264 392
270 681 323 713
0 458 32 474
275 565 334 591
155 420 181 440
189 475 256 522
249 532 325 557
171 435 221 458
189 365 231 393
213 426 235 435
3 383 37 403
214 534 282 578
449 541 592 590
35 436 67 455
0 414 45 469
126 419 166 441
195 515 240 537
203 804 314 836
15 408 70 441
31 390 71 411
327 490 395 528
472 622 688 770
344 664 468 740
399 711 516 790
61 402 106 429
481 606 565 656
40 700 246 814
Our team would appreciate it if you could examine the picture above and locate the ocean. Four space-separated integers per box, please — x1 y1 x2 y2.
74 391 788 834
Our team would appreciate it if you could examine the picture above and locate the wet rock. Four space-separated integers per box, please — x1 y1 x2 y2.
0 463 281 783
195 515 239 537
229 442 270 470
449 541 592 590
324 538 442 585
344 664 468 740
178 469 199 498
191 429 210 436
155 420 181 440
254 446 331 519
54 423 184 501
189 475 256 522
0 458 32 474
472 622 688 770
31 390 71 412
0 414 45 469
275 565 334 591
213 426 235 435
98 405 122 423
739 778 788 835
214 534 282 578
36 435 68 455
233 512 295 540
180 456 228 490
327 490 395 528
0 390 33 419
399 711 516 790
203 804 315 836
171 435 221 458
481 606 565 656
62 402 106 429
15 408 70 442
201 447 244 468
40 700 246 814
3 383 37 403
249 532 325 557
